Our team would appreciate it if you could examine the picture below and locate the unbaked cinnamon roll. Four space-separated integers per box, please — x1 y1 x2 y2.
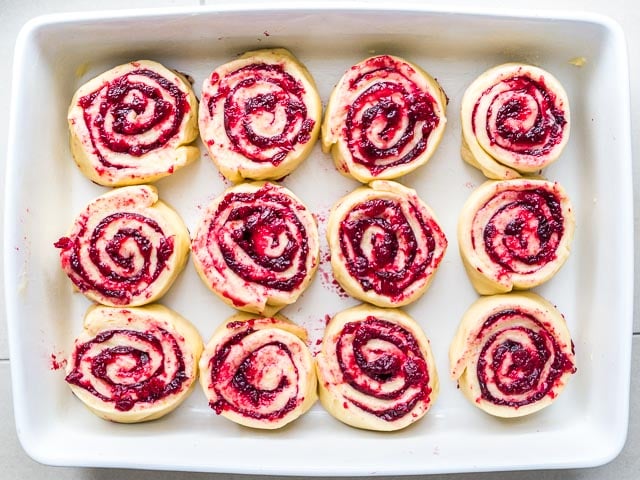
65 304 203 423
458 179 575 295
199 48 321 182
449 293 576 418
326 180 447 307
68 60 199 186
54 185 190 306
322 54 447 183
199 312 317 429
460 63 570 179
316 304 438 431
191 182 319 316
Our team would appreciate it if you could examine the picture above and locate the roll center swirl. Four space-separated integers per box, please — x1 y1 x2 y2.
336 317 430 420
209 64 315 165
66 328 187 412
476 310 576 407
79 68 188 165
482 188 564 273
339 199 434 298
213 188 310 292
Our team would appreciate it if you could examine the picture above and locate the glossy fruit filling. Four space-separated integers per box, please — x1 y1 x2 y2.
207 326 302 421
336 316 431 421
212 185 310 292
207 64 314 165
344 56 441 174
338 198 441 300
475 309 575 407
79 68 189 166
55 212 174 303
65 328 187 412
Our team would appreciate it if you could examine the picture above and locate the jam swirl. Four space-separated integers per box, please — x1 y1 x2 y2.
326 55 445 178
56 212 174 305
54 185 188 307
78 67 190 168
336 317 431 421
316 305 438 430
459 179 574 294
214 187 309 291
335 186 447 305
200 317 316 427
66 328 188 412
475 309 576 408
346 68 440 174
462 64 570 177
473 76 566 161
480 188 564 274
192 183 319 314
204 63 315 165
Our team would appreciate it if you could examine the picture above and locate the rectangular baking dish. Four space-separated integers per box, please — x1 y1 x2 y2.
4 3 633 475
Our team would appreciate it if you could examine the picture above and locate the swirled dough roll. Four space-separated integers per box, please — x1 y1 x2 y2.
316 304 438 431
199 312 317 429
327 180 447 307
449 293 576 418
54 185 190 306
199 48 322 182
460 63 570 179
458 179 575 295
68 60 199 186
191 182 319 316
322 55 447 183
65 304 203 423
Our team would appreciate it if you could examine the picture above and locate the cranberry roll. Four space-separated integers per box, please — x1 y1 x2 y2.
327 180 447 307
449 293 576 418
65 304 203 423
68 60 199 186
191 182 319 316
322 55 447 183
55 185 190 306
199 312 317 429
199 48 322 182
458 179 575 295
316 304 438 431
461 63 570 179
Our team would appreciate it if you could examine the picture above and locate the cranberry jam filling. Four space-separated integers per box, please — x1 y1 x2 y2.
65 329 187 412
344 56 440 175
482 188 564 272
208 326 301 421
54 212 174 303
79 68 189 167
207 64 315 165
213 185 310 292
336 316 430 421
338 198 438 300
476 309 575 407
473 75 566 157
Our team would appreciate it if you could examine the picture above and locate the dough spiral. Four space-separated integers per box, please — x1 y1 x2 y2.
191 182 319 316
199 312 317 429
68 60 199 186
322 54 447 182
199 48 321 182
460 63 570 179
316 304 439 431
65 304 203 423
54 185 190 306
458 178 575 295
449 293 576 418
327 180 447 307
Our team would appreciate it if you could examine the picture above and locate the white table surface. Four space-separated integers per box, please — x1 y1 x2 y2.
1 0 638 478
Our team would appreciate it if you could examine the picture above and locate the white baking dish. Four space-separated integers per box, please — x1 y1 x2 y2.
4 3 633 475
